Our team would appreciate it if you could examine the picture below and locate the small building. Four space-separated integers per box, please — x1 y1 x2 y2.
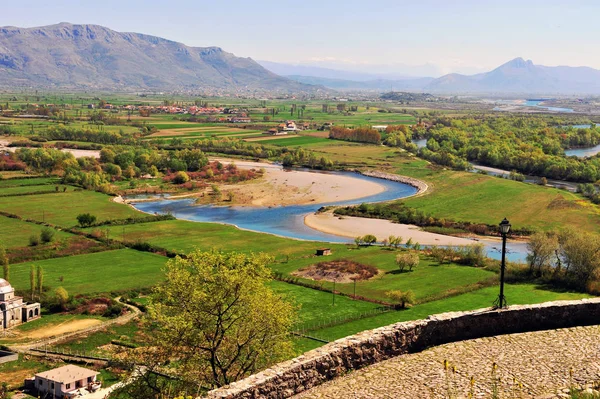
316 248 332 256
371 125 388 131
0 278 40 330
34 365 101 398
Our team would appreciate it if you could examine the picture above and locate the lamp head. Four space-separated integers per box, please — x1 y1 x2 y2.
499 218 511 234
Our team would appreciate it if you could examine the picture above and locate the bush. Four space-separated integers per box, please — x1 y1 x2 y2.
40 227 55 243
77 213 97 227
173 171 190 184
29 235 40 246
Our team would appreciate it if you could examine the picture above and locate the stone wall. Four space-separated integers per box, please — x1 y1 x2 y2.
207 298 600 399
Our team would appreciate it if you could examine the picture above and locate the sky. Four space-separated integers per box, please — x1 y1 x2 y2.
1 0 599 77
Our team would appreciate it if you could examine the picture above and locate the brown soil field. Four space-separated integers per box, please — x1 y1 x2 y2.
293 259 379 283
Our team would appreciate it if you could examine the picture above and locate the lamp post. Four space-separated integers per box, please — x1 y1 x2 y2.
494 218 511 309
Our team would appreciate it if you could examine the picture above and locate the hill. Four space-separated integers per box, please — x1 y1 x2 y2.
0 23 317 93
425 58 600 95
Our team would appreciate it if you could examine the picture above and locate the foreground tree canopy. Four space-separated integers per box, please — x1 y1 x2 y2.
118 250 295 396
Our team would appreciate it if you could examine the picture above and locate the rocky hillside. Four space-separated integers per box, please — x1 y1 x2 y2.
0 23 317 93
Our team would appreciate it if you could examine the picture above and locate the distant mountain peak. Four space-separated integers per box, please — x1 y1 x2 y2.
425 57 600 94
503 57 534 68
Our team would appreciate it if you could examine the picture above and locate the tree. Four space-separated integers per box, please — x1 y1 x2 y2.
354 236 362 248
385 290 416 309
362 234 377 246
36 265 43 298
526 232 558 276
396 252 420 272
29 265 35 301
77 213 97 227
0 246 7 282
55 287 69 310
126 250 296 394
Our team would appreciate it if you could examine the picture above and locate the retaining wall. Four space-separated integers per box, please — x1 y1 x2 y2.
207 298 600 398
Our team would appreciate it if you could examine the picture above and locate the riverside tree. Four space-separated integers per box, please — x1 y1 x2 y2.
118 250 296 396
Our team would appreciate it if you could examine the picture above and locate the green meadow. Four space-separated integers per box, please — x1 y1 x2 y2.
0 190 142 226
8 249 168 294
0 215 73 248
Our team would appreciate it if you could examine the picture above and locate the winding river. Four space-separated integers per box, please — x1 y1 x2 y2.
129 169 528 262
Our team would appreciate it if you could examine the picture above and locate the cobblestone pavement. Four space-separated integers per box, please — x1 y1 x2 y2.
294 325 600 399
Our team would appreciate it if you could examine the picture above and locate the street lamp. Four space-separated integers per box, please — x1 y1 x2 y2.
494 218 511 309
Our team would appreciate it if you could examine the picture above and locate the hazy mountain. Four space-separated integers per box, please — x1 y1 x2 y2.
425 58 600 94
287 75 434 91
258 60 436 81
0 23 317 92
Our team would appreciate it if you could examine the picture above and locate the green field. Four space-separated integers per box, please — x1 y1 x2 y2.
271 280 381 327
84 219 348 258
8 249 168 294
0 190 142 227
0 177 59 187
311 144 600 234
256 136 332 147
272 246 496 303
298 283 592 348
0 185 60 196
0 215 73 248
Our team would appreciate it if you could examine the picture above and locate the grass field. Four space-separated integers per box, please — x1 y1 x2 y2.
256 136 332 147
270 280 381 327
83 219 347 258
8 249 168 294
0 189 142 227
51 320 142 356
311 144 600 233
0 177 59 187
296 283 592 350
0 185 61 196
0 215 74 248
272 246 496 303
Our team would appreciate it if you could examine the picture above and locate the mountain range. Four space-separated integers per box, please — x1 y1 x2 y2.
264 58 600 95
1 23 600 95
0 23 315 93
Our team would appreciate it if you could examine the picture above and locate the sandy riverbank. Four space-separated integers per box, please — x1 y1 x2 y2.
206 159 388 207
305 212 479 246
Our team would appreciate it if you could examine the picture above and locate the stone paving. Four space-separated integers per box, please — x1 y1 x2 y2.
294 325 600 399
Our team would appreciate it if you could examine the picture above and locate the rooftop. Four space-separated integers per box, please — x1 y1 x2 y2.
35 365 99 384
0 278 13 294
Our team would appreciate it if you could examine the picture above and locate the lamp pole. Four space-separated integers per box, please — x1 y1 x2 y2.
494 218 511 309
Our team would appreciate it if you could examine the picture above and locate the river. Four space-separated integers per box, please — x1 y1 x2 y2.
129 169 528 262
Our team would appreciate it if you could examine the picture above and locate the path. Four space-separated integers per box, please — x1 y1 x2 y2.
294 325 600 399
8 297 141 352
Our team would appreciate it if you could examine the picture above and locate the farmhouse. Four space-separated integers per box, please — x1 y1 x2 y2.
33 365 101 398
0 278 40 330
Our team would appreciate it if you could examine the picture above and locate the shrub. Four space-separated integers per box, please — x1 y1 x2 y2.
40 227 55 243
29 235 40 246
173 171 190 184
77 213 97 227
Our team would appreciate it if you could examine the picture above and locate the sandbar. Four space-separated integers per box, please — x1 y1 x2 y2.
305 212 479 246
211 158 386 207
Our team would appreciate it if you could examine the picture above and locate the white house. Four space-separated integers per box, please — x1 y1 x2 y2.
34 365 101 398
